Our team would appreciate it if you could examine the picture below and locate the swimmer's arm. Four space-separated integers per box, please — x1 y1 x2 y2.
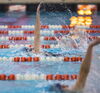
73 46 93 90
34 3 41 53
61 45 93 92
72 38 100 90
61 38 100 92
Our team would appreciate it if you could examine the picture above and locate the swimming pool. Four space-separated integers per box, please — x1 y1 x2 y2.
0 11 100 93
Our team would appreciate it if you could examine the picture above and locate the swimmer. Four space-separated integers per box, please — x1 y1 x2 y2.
49 38 100 93
68 27 90 50
17 3 41 54
30 5 100 92
33 3 41 53
33 3 78 54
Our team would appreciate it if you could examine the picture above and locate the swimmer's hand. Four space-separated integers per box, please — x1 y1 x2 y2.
89 38 100 47
37 2 42 13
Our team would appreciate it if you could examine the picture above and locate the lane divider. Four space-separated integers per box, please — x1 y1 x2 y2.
0 44 51 49
90 25 100 28
9 37 27 40
0 30 69 35
0 74 78 80
0 30 100 36
0 57 83 62
0 36 99 41
0 25 100 29
2 25 100 29
0 25 67 29
86 30 100 33
0 44 59 49
0 25 89 29
0 45 9 48
0 31 8 34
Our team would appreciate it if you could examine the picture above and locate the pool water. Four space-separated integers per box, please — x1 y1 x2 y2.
0 11 100 93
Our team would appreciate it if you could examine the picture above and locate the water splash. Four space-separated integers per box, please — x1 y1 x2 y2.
57 26 90 53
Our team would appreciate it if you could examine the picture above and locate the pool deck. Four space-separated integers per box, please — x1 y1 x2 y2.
0 0 100 4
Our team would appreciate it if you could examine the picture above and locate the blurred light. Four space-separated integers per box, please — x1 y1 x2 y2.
85 21 92 26
77 10 84 15
86 19 92 22
84 10 92 15
9 5 26 12
85 16 92 19
70 21 77 25
78 16 85 22
77 5 87 10
70 16 93 26
85 17 92 22
77 21 85 26
70 16 78 21
77 4 96 15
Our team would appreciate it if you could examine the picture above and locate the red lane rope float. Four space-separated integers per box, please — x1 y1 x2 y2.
21 57 27 62
90 25 100 28
62 25 74 29
46 74 78 80
0 74 7 80
0 36 98 42
29 45 51 49
27 57 33 62
1 36 98 41
54 30 69 34
41 25 49 29
1 25 100 29
87 30 100 33
0 74 78 80
9 37 27 40
77 57 83 62
0 45 9 49
46 74 53 80
55 74 63 80
13 57 40 62
14 57 20 62
13 57 83 62
71 57 79 62
0 31 8 34
44 37 56 41
44 36 99 41
89 36 98 40
8 25 21 28
8 74 16 80
41 45 51 48
62 74 70 80
71 74 78 80
64 57 70 61
64 57 83 62
24 31 34 34
0 30 99 35
0 74 15 80
33 57 40 62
